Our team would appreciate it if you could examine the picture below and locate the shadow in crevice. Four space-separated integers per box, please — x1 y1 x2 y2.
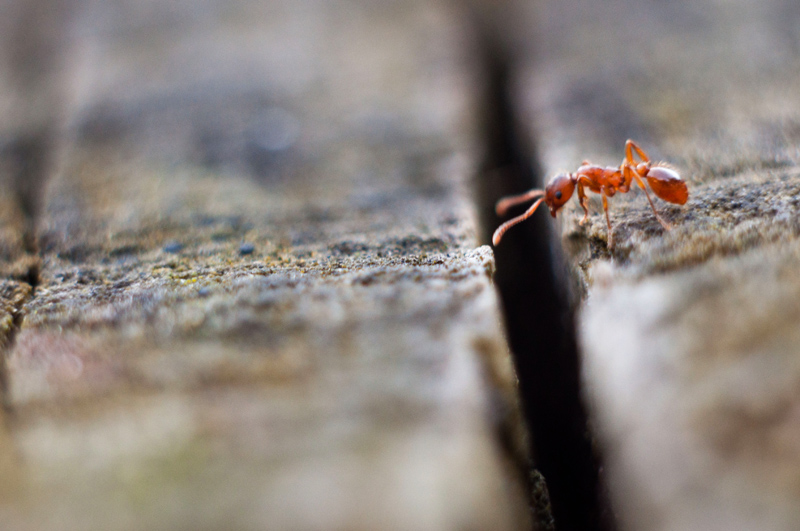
4 131 53 257
0 0 76 410
0 132 55 414
469 11 615 531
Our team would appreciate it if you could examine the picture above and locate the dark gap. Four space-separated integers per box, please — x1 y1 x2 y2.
0 131 51 412
0 0 84 415
0 270 36 413
1 289 29 414
6 130 53 237
469 10 615 531
5 131 47 292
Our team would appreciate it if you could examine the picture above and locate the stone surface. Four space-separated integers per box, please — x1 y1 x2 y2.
513 0 800 529
0 1 528 529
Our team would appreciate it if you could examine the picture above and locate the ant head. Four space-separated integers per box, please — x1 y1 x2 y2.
544 173 575 217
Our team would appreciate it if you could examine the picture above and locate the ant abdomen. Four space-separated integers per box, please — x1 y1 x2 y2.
646 166 688 205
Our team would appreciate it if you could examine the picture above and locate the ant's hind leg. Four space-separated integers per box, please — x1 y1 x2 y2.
601 194 614 248
624 164 644 191
625 139 650 165
631 172 672 230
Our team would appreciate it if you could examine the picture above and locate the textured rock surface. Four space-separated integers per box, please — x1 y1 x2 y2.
0 1 528 529
515 0 800 529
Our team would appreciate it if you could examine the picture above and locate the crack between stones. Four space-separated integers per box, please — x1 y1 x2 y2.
468 10 615 531
0 133 47 413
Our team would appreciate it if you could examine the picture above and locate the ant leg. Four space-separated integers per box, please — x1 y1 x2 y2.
577 180 590 224
624 163 645 191
495 189 545 216
630 172 672 230
492 197 546 245
601 193 614 248
625 139 650 165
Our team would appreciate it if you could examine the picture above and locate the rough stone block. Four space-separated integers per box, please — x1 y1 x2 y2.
0 1 528 529
511 0 800 528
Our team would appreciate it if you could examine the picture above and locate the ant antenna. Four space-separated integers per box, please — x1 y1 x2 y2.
496 189 545 217
492 196 545 245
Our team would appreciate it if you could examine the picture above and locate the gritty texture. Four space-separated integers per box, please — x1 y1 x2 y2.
0 1 529 530
582 240 800 530
511 0 800 529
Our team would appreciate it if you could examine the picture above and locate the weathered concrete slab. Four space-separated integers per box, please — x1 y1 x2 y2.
0 1 527 529
510 0 800 528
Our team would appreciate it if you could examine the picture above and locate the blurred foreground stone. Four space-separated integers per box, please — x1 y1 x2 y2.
514 0 800 529
0 1 527 529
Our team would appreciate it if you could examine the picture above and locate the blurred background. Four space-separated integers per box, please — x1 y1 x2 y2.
2 1 800 530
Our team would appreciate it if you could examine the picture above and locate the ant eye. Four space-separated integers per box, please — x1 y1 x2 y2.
555 191 563 199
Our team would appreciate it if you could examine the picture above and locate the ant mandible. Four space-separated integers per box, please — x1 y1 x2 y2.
492 139 688 248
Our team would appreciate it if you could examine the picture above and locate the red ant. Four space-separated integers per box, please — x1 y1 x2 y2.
492 139 688 248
